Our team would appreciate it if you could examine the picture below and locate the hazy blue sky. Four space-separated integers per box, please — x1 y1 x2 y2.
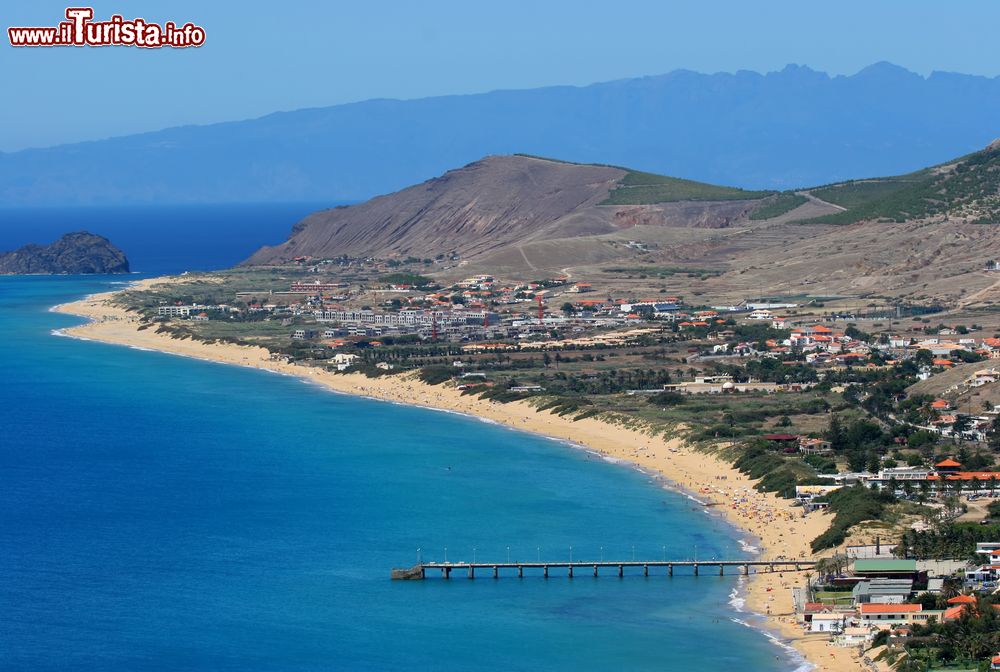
2 0 999 152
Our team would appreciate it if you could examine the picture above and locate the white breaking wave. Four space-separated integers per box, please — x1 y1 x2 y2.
729 616 815 672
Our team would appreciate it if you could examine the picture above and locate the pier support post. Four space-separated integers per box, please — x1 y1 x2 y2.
544 565 548 578
468 567 474 579
594 565 598 577
518 565 523 578
668 564 673 577
719 564 724 576
493 565 498 579
618 564 623 578
643 564 648 577
694 564 699 576
568 565 574 578
742 564 749 576
444 567 451 580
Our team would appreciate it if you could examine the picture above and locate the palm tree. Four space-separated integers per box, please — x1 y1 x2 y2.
918 479 931 503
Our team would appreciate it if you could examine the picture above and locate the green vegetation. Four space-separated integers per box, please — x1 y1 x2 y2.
731 443 818 498
881 596 1000 671
811 179 917 210
801 143 1000 225
748 192 807 220
895 522 1000 561
601 170 773 205
811 485 895 551
647 391 685 406
417 365 456 385
989 500 1000 519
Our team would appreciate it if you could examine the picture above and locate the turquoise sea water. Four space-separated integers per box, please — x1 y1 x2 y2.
0 274 803 671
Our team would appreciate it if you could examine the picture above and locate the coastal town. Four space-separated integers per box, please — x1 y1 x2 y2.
10 5 1000 672
88 256 1000 671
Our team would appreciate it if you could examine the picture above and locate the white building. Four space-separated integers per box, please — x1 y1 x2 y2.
332 353 360 371
808 613 845 633
157 305 193 317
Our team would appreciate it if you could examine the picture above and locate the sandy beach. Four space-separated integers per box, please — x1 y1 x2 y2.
53 279 865 672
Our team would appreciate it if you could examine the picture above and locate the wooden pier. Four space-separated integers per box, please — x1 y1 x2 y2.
391 559 815 580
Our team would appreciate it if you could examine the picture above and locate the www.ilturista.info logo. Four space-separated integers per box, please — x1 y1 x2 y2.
8 7 205 48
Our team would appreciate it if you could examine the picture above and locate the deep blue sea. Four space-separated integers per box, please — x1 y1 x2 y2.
0 207 802 671
0 203 330 274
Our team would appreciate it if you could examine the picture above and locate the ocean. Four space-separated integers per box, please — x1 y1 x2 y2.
0 203 330 274
0 206 802 671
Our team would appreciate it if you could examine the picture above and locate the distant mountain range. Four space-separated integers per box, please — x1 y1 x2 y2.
0 232 129 275
3 63 1000 206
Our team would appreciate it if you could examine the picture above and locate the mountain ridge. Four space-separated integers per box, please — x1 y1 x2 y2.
4 63 1000 205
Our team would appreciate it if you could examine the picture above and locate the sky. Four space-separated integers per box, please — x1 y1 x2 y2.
2 0 999 152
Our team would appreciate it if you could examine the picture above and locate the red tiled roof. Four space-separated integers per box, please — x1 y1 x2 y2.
947 595 977 604
936 458 961 467
936 472 1000 481
860 603 921 614
943 605 967 620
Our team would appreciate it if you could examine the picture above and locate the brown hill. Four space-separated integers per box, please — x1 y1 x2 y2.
243 142 1000 311
243 155 772 267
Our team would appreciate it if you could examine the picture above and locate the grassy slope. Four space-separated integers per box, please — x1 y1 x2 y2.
513 154 775 205
800 143 1000 225
601 170 774 205
748 192 808 220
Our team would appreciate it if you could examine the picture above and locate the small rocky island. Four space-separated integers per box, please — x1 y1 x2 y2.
0 232 129 275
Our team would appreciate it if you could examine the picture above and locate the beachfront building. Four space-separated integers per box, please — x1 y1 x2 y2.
851 579 913 605
662 375 779 395
858 604 938 628
808 613 846 633
852 559 919 581
794 484 842 511
157 305 194 317
865 459 1000 495
965 543 1000 587
834 627 876 647
332 353 360 371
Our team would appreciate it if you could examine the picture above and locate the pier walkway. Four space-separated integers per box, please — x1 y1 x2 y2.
392 559 815 580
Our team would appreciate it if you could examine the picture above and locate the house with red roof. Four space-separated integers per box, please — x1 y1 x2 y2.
858 603 938 627
947 594 977 605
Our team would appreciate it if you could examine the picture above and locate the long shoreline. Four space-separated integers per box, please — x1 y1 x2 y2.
51 278 864 672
